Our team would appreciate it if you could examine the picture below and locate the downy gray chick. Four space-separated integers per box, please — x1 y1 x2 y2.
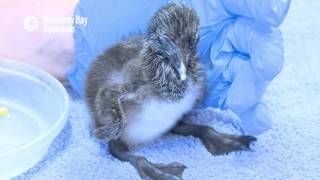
85 3 257 180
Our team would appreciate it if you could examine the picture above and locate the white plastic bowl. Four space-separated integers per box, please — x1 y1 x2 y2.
0 58 70 179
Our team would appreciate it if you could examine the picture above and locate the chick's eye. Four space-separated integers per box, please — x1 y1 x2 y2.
189 46 196 52
166 47 176 55
158 36 169 47
156 48 173 58
188 38 198 51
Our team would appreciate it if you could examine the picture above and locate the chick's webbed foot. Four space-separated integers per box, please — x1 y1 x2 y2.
133 157 186 180
109 140 186 180
201 128 257 155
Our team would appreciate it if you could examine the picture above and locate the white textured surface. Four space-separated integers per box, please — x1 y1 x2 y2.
15 0 320 179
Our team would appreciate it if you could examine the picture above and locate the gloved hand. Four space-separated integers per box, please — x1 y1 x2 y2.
181 0 291 135
66 0 291 135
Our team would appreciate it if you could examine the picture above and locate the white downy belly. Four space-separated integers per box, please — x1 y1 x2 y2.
122 85 199 145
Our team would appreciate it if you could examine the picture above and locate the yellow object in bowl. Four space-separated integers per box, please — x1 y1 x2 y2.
0 107 9 116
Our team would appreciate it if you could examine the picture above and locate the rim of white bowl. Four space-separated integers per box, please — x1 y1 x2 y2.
0 58 70 158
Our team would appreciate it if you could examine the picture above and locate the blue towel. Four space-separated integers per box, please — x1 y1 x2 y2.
66 0 291 135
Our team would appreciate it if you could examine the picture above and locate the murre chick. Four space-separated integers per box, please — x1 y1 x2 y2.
85 3 257 180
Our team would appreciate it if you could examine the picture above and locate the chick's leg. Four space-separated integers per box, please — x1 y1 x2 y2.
172 122 257 156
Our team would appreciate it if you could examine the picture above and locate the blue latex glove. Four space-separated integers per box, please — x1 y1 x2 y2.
66 0 291 135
